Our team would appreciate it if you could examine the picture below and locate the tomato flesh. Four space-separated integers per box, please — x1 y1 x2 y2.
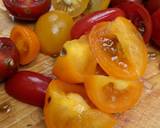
85 75 143 113
89 17 147 80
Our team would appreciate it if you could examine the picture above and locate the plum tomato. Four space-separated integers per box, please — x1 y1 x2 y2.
85 75 143 113
52 0 89 17
89 17 148 80
144 0 160 14
2 0 51 21
117 2 152 43
151 9 160 47
0 37 19 82
5 71 52 107
110 0 142 6
71 8 125 39
35 10 73 56
84 0 110 14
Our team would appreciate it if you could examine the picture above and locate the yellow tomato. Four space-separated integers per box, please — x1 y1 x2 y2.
35 10 73 55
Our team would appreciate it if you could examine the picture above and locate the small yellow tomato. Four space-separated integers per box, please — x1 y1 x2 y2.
35 10 73 55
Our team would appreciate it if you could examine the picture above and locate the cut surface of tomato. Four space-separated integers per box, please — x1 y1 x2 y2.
89 17 147 80
85 75 143 113
52 0 89 17
10 25 40 65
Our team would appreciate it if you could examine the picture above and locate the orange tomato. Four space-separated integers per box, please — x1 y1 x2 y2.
89 17 148 80
10 25 40 65
44 79 116 128
85 75 143 113
53 36 96 83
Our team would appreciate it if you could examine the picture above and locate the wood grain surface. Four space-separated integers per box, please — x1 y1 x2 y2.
0 1 160 128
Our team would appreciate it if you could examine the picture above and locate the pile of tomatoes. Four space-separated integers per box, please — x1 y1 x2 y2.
1 0 160 128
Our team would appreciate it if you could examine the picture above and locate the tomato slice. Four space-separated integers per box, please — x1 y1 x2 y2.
84 0 110 14
52 0 89 17
10 25 40 65
53 36 96 83
89 17 147 80
117 2 152 43
85 75 143 113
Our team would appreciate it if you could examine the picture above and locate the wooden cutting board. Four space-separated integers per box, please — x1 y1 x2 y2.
0 1 160 128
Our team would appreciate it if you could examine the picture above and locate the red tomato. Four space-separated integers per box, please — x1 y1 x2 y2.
151 9 160 46
145 0 160 14
110 0 142 6
5 71 52 107
3 0 51 21
71 8 125 39
117 2 152 43
0 37 19 82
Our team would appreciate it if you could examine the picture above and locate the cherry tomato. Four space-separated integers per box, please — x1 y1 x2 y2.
110 0 142 6
10 25 40 65
85 75 143 113
84 0 110 14
151 9 160 47
3 0 51 21
35 10 73 55
89 17 147 80
44 79 116 128
117 2 152 43
71 8 125 39
0 37 19 82
5 71 52 107
144 0 160 14
53 36 96 83
52 0 89 17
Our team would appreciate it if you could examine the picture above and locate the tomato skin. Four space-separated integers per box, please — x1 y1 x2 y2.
35 11 73 55
0 37 19 82
71 8 125 39
3 0 51 21
144 0 160 14
151 9 160 46
117 2 152 43
110 0 142 6
5 71 52 107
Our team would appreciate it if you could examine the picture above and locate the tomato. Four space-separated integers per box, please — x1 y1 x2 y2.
5 71 52 107
52 0 89 17
151 9 160 47
85 75 143 113
89 17 147 80
84 0 110 14
44 79 116 128
117 2 152 43
10 25 40 65
0 37 19 82
144 0 160 14
53 36 96 83
71 8 125 39
35 10 73 55
3 0 51 21
110 0 142 6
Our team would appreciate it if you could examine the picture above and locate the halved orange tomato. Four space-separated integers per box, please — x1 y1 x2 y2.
10 25 40 65
85 75 143 113
89 17 148 80
53 36 96 83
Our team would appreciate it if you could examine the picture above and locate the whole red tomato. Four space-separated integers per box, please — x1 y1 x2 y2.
151 9 160 46
3 0 51 21
5 71 52 107
0 37 19 82
110 0 142 6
